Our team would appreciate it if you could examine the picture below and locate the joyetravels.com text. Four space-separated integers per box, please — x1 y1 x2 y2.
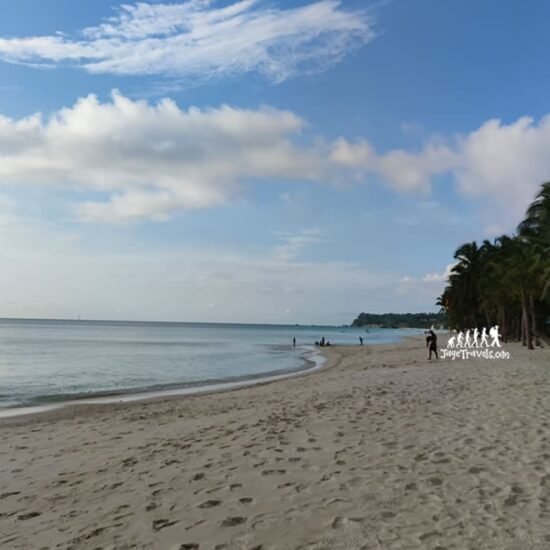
440 349 511 360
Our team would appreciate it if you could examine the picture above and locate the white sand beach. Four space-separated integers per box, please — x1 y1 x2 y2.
1 337 549 549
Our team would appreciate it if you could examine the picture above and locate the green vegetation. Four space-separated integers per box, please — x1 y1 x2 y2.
438 182 550 349
351 312 446 329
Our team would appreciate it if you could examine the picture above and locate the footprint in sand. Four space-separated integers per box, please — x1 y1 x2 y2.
221 516 247 527
428 477 443 486
153 518 179 531
17 511 41 521
239 497 254 505
121 456 138 468
197 499 221 509
321 471 341 482
504 484 524 506
419 530 443 542
312 516 366 549
0 491 20 499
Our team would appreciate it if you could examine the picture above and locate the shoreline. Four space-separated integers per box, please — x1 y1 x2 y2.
0 324 422 421
0 333 420 423
1 337 549 549
0 336 421 427
0 345 330 422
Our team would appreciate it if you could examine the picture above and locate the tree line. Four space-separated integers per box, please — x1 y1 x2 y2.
437 182 550 349
352 312 446 329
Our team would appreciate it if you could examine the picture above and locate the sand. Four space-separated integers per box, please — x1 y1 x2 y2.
1 337 549 549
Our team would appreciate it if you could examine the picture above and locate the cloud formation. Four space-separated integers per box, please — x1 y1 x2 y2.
421 263 455 283
0 0 375 83
272 228 324 261
0 91 548 228
332 117 550 232
0 91 317 222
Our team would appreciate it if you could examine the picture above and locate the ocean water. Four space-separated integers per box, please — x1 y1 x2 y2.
0 319 421 411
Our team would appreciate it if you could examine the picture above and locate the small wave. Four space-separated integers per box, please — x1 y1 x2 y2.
14 355 319 408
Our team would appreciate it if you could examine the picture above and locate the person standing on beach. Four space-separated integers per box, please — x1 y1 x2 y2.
292 337 296 348
426 330 438 360
359 336 363 345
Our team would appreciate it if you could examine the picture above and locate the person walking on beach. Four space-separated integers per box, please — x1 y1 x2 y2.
292 337 296 348
359 336 363 345
426 329 438 360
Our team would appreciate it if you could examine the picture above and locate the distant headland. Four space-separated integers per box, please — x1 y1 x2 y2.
351 312 446 329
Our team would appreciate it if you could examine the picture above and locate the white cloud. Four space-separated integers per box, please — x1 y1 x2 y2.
0 91 465 224
454 116 550 232
330 137 459 192
1 91 549 229
0 91 318 222
396 265 455 306
400 263 456 287
272 228 324 261
332 115 550 233
421 263 455 283
0 0 375 83
0 193 18 228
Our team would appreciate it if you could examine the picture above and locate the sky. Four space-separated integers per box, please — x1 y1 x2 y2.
0 0 549 324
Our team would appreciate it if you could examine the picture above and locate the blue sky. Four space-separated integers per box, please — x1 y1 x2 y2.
0 0 548 323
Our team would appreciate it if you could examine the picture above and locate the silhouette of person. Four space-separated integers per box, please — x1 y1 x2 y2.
473 328 479 347
447 336 456 348
489 325 502 347
456 331 464 347
480 327 489 347
465 330 472 347
320 337 325 347
359 337 363 345
292 337 296 348
426 330 438 360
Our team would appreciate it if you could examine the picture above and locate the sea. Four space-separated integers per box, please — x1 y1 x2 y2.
0 318 422 415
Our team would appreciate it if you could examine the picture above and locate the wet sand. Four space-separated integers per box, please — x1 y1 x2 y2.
1 337 549 549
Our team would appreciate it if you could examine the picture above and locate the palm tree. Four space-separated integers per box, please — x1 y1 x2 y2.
438 182 550 345
518 182 550 243
450 241 483 328
518 182 550 343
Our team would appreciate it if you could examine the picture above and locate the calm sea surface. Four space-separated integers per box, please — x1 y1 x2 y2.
0 319 422 410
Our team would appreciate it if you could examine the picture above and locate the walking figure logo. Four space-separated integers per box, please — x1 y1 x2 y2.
441 326 510 360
